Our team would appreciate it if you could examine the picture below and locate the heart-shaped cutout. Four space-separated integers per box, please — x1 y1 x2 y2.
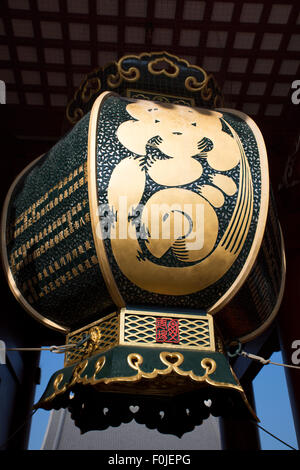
165 354 179 364
204 399 212 407
130 405 139 414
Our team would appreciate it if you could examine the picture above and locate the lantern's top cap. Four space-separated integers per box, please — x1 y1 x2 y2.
66 51 223 125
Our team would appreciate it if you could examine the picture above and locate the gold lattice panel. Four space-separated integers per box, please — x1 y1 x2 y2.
120 309 215 351
65 312 119 366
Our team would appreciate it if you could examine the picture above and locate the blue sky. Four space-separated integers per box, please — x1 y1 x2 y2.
252 350 298 450
28 349 298 450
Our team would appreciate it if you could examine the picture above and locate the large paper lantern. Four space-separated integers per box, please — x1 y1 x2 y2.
1 53 285 436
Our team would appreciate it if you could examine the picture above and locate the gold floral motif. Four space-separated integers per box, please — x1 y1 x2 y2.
86 326 102 356
89 326 102 344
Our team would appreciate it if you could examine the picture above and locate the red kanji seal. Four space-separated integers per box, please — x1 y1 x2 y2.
156 318 180 344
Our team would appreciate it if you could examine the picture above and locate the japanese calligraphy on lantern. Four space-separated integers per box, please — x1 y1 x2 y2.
156 318 180 344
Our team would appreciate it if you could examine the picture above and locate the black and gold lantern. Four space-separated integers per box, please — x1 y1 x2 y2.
1 53 285 436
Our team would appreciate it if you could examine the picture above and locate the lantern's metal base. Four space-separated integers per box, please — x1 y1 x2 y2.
34 309 258 436
34 345 257 436
63 307 218 368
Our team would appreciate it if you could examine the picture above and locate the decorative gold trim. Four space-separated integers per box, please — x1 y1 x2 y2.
119 351 217 384
148 56 180 78
120 66 140 82
238 224 286 343
36 350 257 420
92 356 106 381
58 351 242 391
120 350 244 393
125 88 195 106
119 307 126 345
107 72 122 89
207 107 270 317
185 76 206 92
87 91 125 308
41 360 89 405
53 373 67 396
109 51 213 98
0 154 69 334
208 314 216 351
121 51 207 80
70 360 89 385
107 56 140 89
81 77 101 103
67 52 222 126
66 62 117 124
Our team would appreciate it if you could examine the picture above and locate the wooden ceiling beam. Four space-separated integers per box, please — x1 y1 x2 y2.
218 2 244 86
59 0 75 101
1 36 299 61
259 3 300 119
235 2 273 111
1 1 26 106
89 1 98 69
29 0 50 107
2 9 299 33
